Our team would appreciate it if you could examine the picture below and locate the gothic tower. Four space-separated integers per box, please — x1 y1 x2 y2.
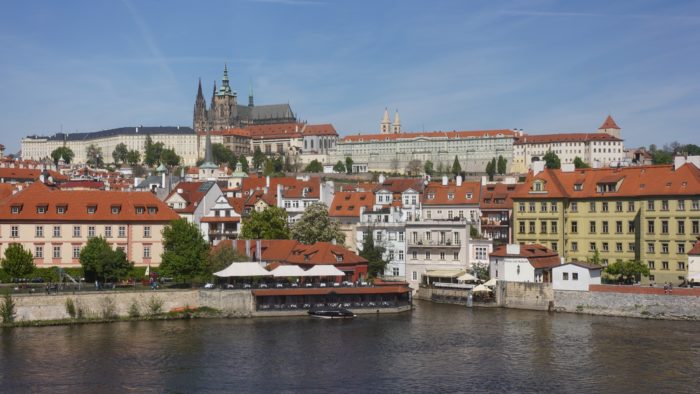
248 78 254 107
193 78 208 133
209 64 238 131
380 108 391 134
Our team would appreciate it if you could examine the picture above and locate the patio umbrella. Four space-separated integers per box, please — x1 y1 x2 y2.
457 273 477 282
472 284 492 292
483 278 497 287
269 265 306 278
214 262 272 277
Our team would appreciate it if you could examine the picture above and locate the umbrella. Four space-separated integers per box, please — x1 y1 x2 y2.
483 278 497 287
304 265 346 277
214 262 272 277
457 273 477 282
269 265 306 278
144 265 150 276
472 284 492 292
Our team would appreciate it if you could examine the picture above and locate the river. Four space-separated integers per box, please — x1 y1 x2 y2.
1 301 698 393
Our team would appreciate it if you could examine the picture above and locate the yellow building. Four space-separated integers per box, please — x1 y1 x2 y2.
512 163 700 284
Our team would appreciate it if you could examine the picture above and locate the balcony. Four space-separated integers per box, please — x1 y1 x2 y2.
407 239 461 248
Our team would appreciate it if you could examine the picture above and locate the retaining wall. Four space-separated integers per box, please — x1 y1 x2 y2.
554 290 700 320
497 282 554 311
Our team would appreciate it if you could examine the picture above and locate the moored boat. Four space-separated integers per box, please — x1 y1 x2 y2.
307 307 356 319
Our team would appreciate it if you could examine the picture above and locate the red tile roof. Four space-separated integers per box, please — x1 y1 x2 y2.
599 115 620 130
303 124 338 136
689 238 700 256
422 180 480 205
329 191 374 218
165 182 213 214
514 133 621 145
0 168 68 182
59 180 106 190
375 178 424 194
0 182 179 222
219 239 368 267
342 129 516 142
480 183 520 209
490 244 561 269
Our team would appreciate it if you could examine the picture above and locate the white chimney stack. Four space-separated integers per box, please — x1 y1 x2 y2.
456 175 462 186
442 176 448 186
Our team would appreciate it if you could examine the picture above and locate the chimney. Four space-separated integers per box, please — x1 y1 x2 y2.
456 175 462 186
245 239 251 258
506 244 520 255
561 163 575 173
378 174 386 184
177 188 183 194
266 176 270 188
442 176 448 186
532 161 545 176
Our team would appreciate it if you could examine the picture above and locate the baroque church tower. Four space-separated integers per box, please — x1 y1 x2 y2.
380 108 401 134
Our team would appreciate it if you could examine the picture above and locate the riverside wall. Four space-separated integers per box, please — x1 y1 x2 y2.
496 282 554 311
553 290 700 320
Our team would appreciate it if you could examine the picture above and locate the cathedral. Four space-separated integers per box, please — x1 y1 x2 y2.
193 65 296 132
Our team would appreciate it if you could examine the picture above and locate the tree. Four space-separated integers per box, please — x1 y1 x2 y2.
497 155 507 175
240 206 291 240
587 249 602 266
86 144 104 167
485 160 495 181
651 150 673 165
424 160 434 176
79 237 134 282
206 243 250 276
239 156 250 173
469 262 490 281
263 158 276 176
160 148 181 167
359 229 388 278
333 161 346 173
112 143 129 164
682 144 700 155
252 147 266 170
345 157 354 174
604 260 649 284
451 156 461 176
406 159 422 176
160 219 210 283
304 159 323 173
573 156 589 168
290 202 346 245
50 146 74 165
1 243 35 279
212 143 235 166
144 136 164 167
126 150 141 166
543 151 561 169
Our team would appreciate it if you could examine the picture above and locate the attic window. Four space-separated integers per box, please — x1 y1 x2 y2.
574 183 583 191
533 181 544 192
56 205 67 214
335 254 344 262
666 182 672 187
348 205 355 210
466 193 473 199
344 195 351 200
427 193 435 200
135 207 145 214
111 206 121 214
596 183 617 193
36 205 48 214
447 193 454 200
11 205 21 214
148 206 157 214
87 205 97 214
487 186 495 191
336 205 342 210
359 195 366 200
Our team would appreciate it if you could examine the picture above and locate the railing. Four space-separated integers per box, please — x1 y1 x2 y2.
407 239 460 247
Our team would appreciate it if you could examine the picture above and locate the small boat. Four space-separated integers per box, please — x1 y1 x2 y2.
307 307 356 319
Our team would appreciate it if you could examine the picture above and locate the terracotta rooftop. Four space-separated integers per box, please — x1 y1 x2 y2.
165 181 217 214
0 168 68 182
329 191 374 218
422 180 481 206
480 183 520 209
218 240 368 267
490 244 561 269
689 238 700 256
514 133 621 145
599 115 621 130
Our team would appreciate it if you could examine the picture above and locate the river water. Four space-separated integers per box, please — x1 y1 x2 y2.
1 301 698 393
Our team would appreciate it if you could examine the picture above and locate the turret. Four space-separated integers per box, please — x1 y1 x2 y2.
598 115 621 139
380 108 390 134
392 110 401 134
248 78 254 107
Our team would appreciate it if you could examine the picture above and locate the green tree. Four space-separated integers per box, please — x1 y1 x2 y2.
682 144 700 155
50 146 74 165
604 260 649 284
333 160 346 173
239 156 250 173
651 150 673 165
160 148 181 166
290 202 346 245
1 243 35 279
240 206 291 240
345 157 354 174
126 149 141 166
206 243 250 275
497 155 507 175
485 160 495 181
451 156 462 176
160 219 210 283
212 143 235 166
79 237 134 282
0 292 16 324
573 156 590 168
587 249 602 266
304 159 323 173
252 147 266 170
86 144 104 167
144 135 164 167
424 160 434 176
543 151 561 169
359 229 388 278
112 143 129 164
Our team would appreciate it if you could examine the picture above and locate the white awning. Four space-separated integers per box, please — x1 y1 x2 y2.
457 273 477 282
483 278 497 287
425 269 465 279
269 265 307 278
214 262 272 277
473 284 492 292
304 265 346 277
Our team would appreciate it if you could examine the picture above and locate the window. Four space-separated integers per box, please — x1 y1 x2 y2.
35 246 43 259
589 242 596 252
541 221 547 234
440 252 445 260
661 220 669 234
519 221 525 234
148 207 157 214
105 226 112 238
647 200 654 211
572 273 579 280
571 242 578 252
678 243 685 254
412 251 417 259
693 220 699 234
570 202 577 212
399 232 404 242
571 221 578 233
53 226 61 238
37 205 47 214
144 246 151 259
412 271 418 281
648 261 655 270
425 252 430 260
529 203 536 213
136 207 144 214
10 226 19 238
616 202 623 212
53 246 61 259
88 226 96 238
678 261 686 271
518 203 525 212
541 202 547 212
678 200 685 211
118 226 126 238
616 243 623 252
693 200 700 211
551 202 558 212
87 205 96 214
398 251 404 260
551 242 558 251
678 221 685 235
629 221 636 233
589 221 596 233
453 232 460 245
35 226 44 238
144 226 151 238
72 246 80 259
629 243 636 252
476 247 487 260
616 221 623 233
602 242 609 252
589 202 596 212
661 243 669 254
628 201 635 212
661 200 669 211
11 206 20 214
602 221 609 234
551 221 558 234
73 226 81 238
662 261 669 270
111 206 121 214
647 243 655 253
392 267 399 276
529 221 535 233
563 272 569 280
602 202 609 212
453 252 459 260
647 220 655 234
389 250 395 260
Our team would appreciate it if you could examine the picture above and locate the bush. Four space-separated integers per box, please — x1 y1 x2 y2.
145 296 163 315
1 292 16 324
128 299 141 318
99 297 117 319
65 298 77 319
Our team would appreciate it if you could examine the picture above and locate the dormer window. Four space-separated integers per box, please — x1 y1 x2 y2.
111 205 121 214
335 254 344 262
36 205 48 214
148 206 157 214
427 193 435 200
466 193 473 200
447 193 454 200
87 205 97 214
56 205 67 214
11 205 21 214
533 181 544 192
135 207 145 214
574 183 583 191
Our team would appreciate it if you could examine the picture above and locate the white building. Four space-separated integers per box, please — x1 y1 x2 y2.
552 262 602 291
688 238 700 283
489 243 562 283
164 181 222 227
357 206 407 281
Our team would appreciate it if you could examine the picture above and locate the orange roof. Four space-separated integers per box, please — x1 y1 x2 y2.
375 178 424 194
165 182 215 214
480 183 520 209
204 128 252 137
0 183 17 201
59 180 105 190
0 168 68 182
512 164 700 200
490 244 561 269
689 238 700 256
222 239 367 266
599 115 620 129
514 133 621 145
342 129 516 142
329 191 374 217
303 124 338 136
422 180 480 205
0 182 179 222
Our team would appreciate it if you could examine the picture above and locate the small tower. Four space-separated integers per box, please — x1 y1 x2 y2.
193 78 208 133
380 108 391 134
199 129 219 181
248 78 254 107
598 115 621 139
392 110 401 134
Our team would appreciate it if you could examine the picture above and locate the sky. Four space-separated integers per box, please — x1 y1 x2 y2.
1 0 699 153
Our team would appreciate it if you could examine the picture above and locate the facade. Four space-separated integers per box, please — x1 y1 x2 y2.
512 116 626 173
480 182 518 244
331 129 516 174
22 126 199 166
200 194 241 245
489 243 562 283
512 163 700 285
689 238 700 282
164 181 222 226
552 262 602 291
0 181 179 267
329 190 375 252
357 206 407 281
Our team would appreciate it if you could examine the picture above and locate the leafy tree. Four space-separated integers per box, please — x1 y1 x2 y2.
160 219 210 283
252 147 266 170
436 162 445 176
651 150 673 165
587 249 602 266
469 262 490 281
240 206 291 240
424 160 434 176
212 143 235 166
80 237 134 282
573 156 589 168
239 156 250 173
485 160 495 181
1 243 35 279
50 146 74 165
359 229 388 278
304 159 323 173
543 151 561 169
451 156 461 176
290 202 346 245
273 155 284 173
333 160 346 173
0 292 16 324
406 159 422 176
112 143 129 164
604 260 649 284
126 150 141 166
160 148 181 167
144 136 164 167
86 144 104 167
682 144 700 155
497 155 507 175
206 243 250 275
345 157 354 174
263 158 276 176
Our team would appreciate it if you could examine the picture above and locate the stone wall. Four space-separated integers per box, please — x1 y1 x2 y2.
554 290 700 320
497 282 554 311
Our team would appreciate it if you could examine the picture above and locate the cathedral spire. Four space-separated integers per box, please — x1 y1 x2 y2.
197 78 203 99
248 78 254 107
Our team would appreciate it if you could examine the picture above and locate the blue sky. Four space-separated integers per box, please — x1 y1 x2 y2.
1 0 699 153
